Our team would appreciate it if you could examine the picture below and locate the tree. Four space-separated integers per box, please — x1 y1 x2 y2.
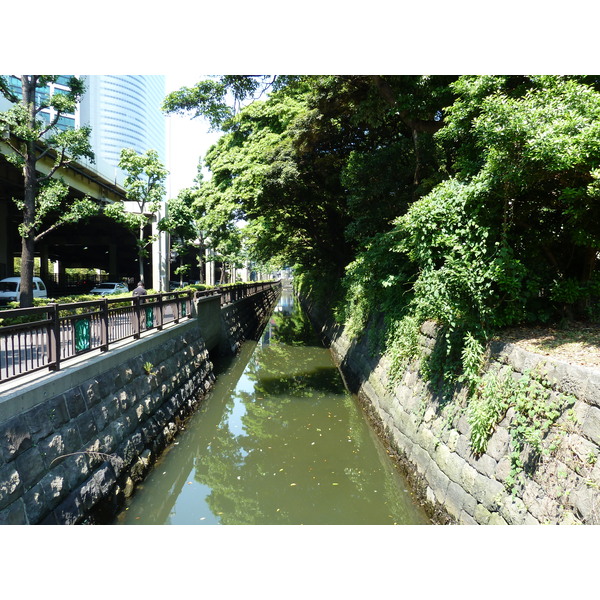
0 75 95 307
162 75 300 130
158 187 202 285
432 75 600 321
106 148 168 284
191 175 246 283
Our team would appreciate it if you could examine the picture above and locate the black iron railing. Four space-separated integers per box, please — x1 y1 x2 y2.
0 281 279 384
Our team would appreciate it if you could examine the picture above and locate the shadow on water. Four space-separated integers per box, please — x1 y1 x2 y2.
114 288 429 525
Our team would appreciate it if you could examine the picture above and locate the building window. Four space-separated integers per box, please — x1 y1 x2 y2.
55 75 73 86
57 115 75 131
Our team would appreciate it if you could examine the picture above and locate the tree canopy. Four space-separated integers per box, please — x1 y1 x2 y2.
164 74 600 381
106 147 168 283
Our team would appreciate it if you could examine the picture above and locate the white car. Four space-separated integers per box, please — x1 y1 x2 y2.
0 276 48 304
89 282 129 296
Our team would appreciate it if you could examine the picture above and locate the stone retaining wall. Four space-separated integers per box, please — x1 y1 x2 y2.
300 295 600 525
0 286 280 524
219 285 281 355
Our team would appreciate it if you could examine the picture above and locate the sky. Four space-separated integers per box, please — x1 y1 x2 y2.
164 75 222 197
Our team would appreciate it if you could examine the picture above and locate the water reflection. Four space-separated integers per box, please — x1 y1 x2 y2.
115 289 428 525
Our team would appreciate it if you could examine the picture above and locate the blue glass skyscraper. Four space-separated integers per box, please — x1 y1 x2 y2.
79 75 166 185
79 75 169 290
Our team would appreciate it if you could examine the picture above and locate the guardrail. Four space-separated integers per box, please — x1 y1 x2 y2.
0 281 279 384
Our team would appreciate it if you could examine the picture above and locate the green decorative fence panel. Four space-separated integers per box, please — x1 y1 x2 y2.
74 317 91 353
145 307 154 328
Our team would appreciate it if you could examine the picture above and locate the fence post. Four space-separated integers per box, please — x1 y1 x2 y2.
47 303 61 371
173 292 178 323
100 298 109 351
133 295 141 339
157 293 163 330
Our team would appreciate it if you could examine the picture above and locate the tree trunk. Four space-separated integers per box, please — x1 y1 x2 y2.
19 160 37 307
575 245 598 319
19 77 38 308
197 254 204 284
19 215 35 307
138 226 144 283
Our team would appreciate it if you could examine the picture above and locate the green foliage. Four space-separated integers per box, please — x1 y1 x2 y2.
459 332 486 392
467 368 513 455
118 148 167 215
162 79 234 130
158 187 205 281
396 175 529 333
103 201 144 231
384 314 422 385
161 76 294 131
341 142 416 247
117 148 168 280
438 76 600 319
505 372 576 491
335 225 420 383
0 292 130 326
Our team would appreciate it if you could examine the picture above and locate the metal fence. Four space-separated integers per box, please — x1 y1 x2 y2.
0 281 279 384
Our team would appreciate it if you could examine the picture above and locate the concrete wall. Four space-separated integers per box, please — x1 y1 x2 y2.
301 295 600 525
0 286 280 524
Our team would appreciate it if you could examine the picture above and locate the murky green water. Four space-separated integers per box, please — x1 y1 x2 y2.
114 289 429 525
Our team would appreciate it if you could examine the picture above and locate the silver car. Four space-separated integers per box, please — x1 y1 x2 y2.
89 282 129 296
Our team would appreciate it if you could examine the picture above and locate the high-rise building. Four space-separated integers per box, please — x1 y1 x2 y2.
79 75 166 186
79 75 169 290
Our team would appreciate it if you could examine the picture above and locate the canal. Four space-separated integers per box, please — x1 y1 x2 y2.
113 288 429 525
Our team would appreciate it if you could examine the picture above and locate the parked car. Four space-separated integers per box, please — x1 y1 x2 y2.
89 282 129 296
0 276 48 305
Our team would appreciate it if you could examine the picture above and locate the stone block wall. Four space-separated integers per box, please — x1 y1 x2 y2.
0 320 214 524
301 295 600 525
219 286 281 354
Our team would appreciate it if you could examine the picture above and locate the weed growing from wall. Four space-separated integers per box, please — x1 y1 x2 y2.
468 366 512 455
465 363 576 491
385 314 421 385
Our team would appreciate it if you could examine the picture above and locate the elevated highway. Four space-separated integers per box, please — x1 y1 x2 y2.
0 138 156 294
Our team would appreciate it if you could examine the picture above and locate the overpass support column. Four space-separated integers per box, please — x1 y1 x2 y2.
109 243 118 281
40 244 49 283
206 248 215 286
